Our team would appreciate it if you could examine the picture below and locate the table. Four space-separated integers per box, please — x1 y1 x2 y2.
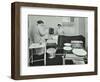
29 43 46 66
55 48 87 65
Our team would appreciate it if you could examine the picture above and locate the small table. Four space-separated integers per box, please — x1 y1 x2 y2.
29 43 46 66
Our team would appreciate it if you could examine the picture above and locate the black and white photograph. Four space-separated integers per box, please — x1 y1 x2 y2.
11 2 97 79
28 15 88 66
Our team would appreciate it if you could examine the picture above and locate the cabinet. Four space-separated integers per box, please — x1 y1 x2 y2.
62 17 74 26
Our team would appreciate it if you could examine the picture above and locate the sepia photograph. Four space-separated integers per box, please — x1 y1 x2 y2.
28 15 88 66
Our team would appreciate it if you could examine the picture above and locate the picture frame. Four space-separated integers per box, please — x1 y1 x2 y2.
11 2 98 80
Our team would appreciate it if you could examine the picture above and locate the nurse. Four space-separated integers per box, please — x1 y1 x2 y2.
57 24 64 35
29 20 48 55
29 20 48 44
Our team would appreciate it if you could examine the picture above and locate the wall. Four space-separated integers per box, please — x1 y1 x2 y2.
63 18 79 36
0 0 100 82
29 15 85 36
78 18 88 49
